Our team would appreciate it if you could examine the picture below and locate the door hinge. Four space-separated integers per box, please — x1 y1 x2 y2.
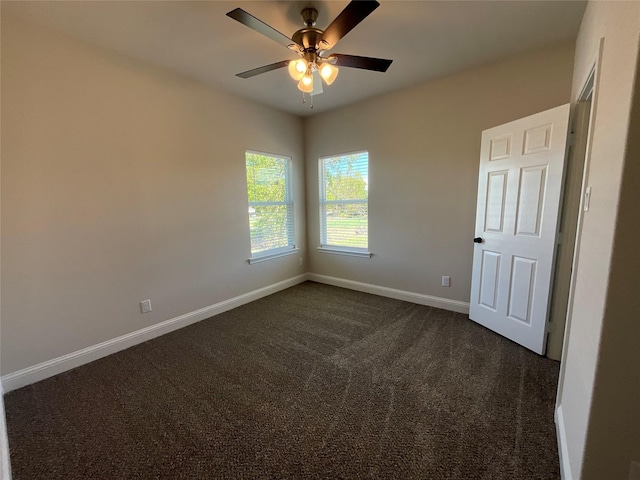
568 132 577 146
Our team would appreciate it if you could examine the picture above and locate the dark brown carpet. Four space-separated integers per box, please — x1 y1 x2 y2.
5 281 560 479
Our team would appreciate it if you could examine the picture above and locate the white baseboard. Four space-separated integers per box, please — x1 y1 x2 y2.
0 273 467 480
1 274 308 393
0 385 11 480
556 405 573 480
307 273 470 314
1 273 468 392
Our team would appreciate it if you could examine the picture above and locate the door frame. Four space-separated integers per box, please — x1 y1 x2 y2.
554 38 604 480
545 75 595 360
555 38 604 400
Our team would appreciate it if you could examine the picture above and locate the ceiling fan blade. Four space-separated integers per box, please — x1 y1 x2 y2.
319 1 380 50
227 8 299 49
331 54 392 72
236 60 290 79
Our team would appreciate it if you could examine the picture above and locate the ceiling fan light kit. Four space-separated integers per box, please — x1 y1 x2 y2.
298 74 314 93
319 63 339 85
226 1 392 106
288 59 307 81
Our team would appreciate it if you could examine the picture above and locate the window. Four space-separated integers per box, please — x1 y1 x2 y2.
319 151 370 256
245 151 296 262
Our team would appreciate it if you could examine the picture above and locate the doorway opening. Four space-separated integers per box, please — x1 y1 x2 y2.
547 62 597 361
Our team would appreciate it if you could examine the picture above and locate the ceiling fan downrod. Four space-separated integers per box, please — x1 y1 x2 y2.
301 7 317 27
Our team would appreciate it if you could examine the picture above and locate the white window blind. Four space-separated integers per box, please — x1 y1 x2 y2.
319 151 369 251
245 151 295 258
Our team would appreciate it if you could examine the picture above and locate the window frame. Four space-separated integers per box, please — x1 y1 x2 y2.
245 150 298 264
318 151 371 258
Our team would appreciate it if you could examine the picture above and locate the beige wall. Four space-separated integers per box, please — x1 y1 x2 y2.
5 4 640 478
582 58 640 480
1 16 305 375
0 10 9 480
556 1 640 479
304 43 574 303
10 4 640 479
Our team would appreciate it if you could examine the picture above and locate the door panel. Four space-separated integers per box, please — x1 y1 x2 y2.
479 251 501 310
485 171 508 232
507 256 537 324
523 123 552 154
469 104 570 354
489 134 512 161
515 165 547 236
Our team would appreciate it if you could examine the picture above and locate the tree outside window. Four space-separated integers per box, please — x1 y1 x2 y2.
246 152 294 257
319 152 368 250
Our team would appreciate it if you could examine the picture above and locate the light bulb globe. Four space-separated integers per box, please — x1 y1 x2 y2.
297 74 313 93
288 60 306 81
319 63 339 85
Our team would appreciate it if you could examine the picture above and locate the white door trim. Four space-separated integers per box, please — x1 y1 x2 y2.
0 384 11 480
556 38 604 409
554 38 604 480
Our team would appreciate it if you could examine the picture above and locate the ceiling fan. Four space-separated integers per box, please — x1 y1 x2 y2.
226 1 392 99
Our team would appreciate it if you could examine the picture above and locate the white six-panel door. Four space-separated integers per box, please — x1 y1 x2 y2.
469 104 570 355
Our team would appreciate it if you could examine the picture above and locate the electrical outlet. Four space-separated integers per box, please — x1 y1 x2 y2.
442 276 450 287
299 257 303 266
140 299 152 314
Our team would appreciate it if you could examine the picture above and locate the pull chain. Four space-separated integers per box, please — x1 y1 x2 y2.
301 92 313 109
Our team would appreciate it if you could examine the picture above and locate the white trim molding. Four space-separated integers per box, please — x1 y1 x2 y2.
1 273 468 393
1 274 308 393
307 273 470 314
556 405 573 480
0 384 11 480
248 247 299 264
317 247 372 258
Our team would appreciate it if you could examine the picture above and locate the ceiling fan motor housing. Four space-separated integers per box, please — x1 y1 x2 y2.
292 27 323 50
293 7 327 51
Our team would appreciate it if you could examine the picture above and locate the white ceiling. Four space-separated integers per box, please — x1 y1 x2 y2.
4 1 586 117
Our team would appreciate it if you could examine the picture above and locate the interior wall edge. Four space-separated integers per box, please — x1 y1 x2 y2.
0 383 10 480
555 2 640 477
1 274 309 393
307 273 470 314
555 405 574 480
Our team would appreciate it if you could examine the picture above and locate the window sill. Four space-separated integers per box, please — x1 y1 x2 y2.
317 247 372 258
248 248 299 264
